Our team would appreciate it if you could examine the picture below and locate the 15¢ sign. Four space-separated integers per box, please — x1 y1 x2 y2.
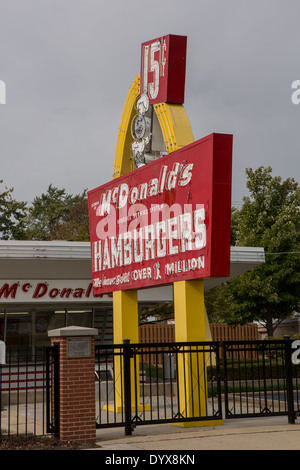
140 35 187 105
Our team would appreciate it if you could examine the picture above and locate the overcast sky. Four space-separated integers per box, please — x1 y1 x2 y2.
0 0 299 207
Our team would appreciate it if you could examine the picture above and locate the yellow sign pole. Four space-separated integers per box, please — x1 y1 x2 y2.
110 290 139 412
173 279 221 426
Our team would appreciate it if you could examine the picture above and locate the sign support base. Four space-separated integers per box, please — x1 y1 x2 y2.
112 290 151 412
173 279 222 427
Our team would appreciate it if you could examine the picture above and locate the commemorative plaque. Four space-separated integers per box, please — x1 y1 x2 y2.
67 337 91 358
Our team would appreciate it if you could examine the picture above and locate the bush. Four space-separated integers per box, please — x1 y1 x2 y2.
208 360 300 381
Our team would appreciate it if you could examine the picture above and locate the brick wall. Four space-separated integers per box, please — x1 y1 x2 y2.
50 335 96 445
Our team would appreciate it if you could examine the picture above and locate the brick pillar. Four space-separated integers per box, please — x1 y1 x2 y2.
48 326 98 445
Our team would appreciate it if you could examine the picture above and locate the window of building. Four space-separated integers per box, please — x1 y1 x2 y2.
0 306 113 360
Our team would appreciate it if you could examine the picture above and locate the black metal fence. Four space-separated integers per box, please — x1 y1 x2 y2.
222 339 300 424
1 339 300 439
95 338 300 433
0 347 59 437
46 344 60 438
0 345 59 438
95 340 222 434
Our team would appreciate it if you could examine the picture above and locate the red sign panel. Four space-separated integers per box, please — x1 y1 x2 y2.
140 34 187 105
88 133 232 294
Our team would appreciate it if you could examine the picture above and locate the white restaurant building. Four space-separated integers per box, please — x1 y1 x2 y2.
0 240 264 355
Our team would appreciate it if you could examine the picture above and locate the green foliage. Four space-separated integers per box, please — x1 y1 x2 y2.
0 180 27 239
234 166 300 250
24 185 89 241
0 179 90 242
205 283 233 323
230 207 240 245
139 303 174 324
209 360 300 381
225 166 300 335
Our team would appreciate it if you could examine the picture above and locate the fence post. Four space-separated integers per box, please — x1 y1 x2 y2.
48 326 98 445
123 339 135 436
284 336 296 424
46 343 60 437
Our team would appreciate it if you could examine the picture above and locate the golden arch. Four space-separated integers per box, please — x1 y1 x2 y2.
112 75 194 179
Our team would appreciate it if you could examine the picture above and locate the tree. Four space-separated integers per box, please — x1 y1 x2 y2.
0 180 27 239
205 284 232 323
47 198 90 241
139 303 174 325
225 166 300 336
24 185 89 241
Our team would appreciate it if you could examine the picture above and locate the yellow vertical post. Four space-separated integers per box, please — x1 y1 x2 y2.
113 290 139 345
173 279 222 426
110 290 151 412
174 280 206 343
111 290 139 411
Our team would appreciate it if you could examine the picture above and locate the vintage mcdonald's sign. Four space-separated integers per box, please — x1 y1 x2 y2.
88 35 233 295
88 133 232 294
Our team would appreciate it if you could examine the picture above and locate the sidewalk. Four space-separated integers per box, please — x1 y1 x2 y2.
94 416 300 450
4 402 300 450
